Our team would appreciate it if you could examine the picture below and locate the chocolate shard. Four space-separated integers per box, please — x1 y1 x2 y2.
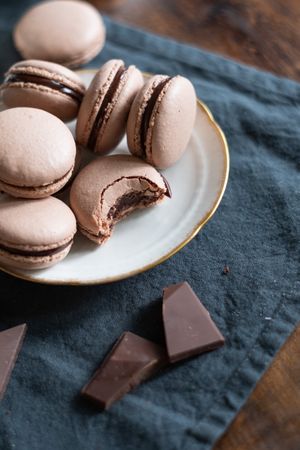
81 331 167 410
163 282 224 363
0 324 27 400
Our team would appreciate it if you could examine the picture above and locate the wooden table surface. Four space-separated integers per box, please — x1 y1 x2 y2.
91 1 300 448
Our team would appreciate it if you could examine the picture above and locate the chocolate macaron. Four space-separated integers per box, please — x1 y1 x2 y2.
70 155 171 244
13 0 105 68
0 196 76 270
76 59 144 153
1 60 85 122
127 75 197 169
0 108 76 198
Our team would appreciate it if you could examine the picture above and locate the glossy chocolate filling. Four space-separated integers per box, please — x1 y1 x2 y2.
140 77 172 157
0 239 73 258
80 190 161 242
88 65 127 150
4 73 84 103
82 180 169 241
107 190 161 220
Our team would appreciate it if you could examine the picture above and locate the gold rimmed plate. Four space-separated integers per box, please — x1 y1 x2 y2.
0 70 229 285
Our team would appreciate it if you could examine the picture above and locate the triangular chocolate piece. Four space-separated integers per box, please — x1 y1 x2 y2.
82 331 167 410
0 324 27 400
163 282 224 363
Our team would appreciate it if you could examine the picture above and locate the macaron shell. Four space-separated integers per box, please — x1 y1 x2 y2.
0 108 76 188
76 60 122 149
2 87 80 123
127 75 167 158
97 65 144 152
0 244 72 270
1 60 85 122
0 167 73 199
148 76 197 168
0 196 77 249
70 155 166 237
127 75 197 169
8 60 85 87
13 1 105 68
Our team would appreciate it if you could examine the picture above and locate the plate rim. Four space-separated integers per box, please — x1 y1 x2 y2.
0 70 230 286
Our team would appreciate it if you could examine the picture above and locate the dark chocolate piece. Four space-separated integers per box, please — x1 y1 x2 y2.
140 77 172 157
0 239 73 258
4 73 83 103
81 331 167 410
88 65 127 150
0 324 27 400
163 282 224 363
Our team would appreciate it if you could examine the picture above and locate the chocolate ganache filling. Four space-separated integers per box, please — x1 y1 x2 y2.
88 65 127 150
107 191 159 220
140 77 172 157
4 73 84 103
0 239 73 258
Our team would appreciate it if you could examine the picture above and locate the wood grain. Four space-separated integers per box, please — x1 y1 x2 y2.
92 0 300 81
215 327 300 450
90 1 300 448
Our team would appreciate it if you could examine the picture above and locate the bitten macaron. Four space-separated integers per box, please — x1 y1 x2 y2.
0 108 76 198
13 0 105 68
1 60 86 122
0 196 77 270
70 154 171 244
76 59 144 153
127 75 197 169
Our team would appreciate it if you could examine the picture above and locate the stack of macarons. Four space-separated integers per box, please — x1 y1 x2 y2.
0 106 78 270
0 0 105 271
0 0 197 272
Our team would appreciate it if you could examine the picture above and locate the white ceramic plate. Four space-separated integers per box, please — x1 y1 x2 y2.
0 70 229 285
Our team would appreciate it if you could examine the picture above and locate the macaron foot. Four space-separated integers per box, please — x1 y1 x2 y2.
0 166 74 199
0 243 73 270
78 226 109 246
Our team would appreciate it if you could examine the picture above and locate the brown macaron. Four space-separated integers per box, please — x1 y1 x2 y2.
76 59 144 154
127 75 197 169
0 108 76 198
1 60 85 122
70 154 171 245
13 0 106 68
0 196 77 270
